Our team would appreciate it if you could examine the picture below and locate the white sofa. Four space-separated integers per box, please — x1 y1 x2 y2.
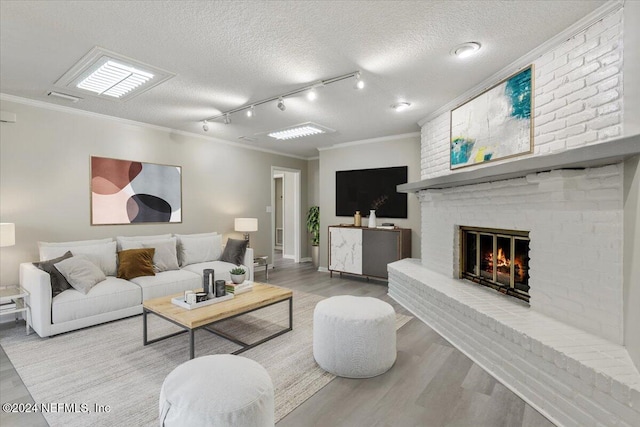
20 233 253 338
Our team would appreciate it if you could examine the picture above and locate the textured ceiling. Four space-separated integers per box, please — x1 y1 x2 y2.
0 0 607 158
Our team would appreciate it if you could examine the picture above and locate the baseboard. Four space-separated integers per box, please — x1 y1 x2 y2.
300 257 311 263
317 266 329 273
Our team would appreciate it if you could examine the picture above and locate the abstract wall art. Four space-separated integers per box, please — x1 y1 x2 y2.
91 156 182 225
450 65 533 169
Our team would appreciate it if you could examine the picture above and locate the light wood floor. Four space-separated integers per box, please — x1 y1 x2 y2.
0 259 555 427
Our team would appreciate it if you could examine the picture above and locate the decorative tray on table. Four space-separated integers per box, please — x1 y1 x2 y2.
171 293 234 310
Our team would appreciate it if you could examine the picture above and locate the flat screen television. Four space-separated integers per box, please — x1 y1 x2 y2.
335 166 408 218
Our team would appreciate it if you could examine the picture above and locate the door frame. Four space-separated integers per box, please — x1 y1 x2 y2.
271 166 301 264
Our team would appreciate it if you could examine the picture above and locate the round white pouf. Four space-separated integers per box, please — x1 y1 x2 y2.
159 354 274 427
313 295 397 378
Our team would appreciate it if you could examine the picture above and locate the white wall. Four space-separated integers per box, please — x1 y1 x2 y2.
318 134 421 269
0 98 309 285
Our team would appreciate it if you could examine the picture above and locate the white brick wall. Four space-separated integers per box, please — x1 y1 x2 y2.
419 164 624 344
420 8 623 180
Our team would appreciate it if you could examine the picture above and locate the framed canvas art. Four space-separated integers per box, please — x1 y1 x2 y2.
450 65 534 169
91 156 182 225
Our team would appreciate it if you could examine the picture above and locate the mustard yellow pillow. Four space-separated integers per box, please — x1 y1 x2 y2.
117 248 155 280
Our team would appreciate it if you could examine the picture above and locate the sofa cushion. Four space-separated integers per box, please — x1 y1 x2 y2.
40 241 117 276
117 248 156 280
52 277 142 324
220 238 248 266
54 256 107 295
130 270 201 300
33 251 74 297
38 238 112 254
181 261 249 283
116 234 172 251
177 234 222 267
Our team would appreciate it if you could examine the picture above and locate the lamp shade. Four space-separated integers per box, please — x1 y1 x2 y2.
234 218 258 232
0 223 15 247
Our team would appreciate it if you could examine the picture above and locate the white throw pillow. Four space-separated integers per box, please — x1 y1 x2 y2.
40 241 117 276
54 256 106 295
142 238 179 272
177 234 222 267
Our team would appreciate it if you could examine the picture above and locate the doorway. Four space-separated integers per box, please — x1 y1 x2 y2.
271 167 301 267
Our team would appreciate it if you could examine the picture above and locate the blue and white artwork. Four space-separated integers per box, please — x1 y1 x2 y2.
450 66 533 169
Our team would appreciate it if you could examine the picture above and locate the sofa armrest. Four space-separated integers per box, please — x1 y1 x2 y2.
244 247 254 282
19 263 53 337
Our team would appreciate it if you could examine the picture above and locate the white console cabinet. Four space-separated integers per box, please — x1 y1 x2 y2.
328 225 411 280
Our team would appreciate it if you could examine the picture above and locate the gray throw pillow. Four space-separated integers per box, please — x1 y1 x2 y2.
220 238 248 266
54 256 107 295
142 239 179 272
33 251 73 297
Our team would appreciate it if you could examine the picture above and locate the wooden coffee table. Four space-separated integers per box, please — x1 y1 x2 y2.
143 282 293 359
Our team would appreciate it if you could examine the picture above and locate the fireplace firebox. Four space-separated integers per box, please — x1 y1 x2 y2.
460 226 530 302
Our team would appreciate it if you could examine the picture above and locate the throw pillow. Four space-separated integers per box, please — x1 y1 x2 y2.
177 234 222 267
40 241 117 277
54 256 107 295
33 251 74 297
117 248 156 280
142 238 179 272
220 238 249 266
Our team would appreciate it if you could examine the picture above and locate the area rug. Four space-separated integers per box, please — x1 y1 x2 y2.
0 290 411 426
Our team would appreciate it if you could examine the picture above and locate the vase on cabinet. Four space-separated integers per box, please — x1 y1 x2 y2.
368 210 377 228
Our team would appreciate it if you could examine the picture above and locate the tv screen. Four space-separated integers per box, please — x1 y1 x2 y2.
335 166 408 219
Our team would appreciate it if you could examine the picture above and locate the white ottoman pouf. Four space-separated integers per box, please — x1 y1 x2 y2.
313 295 396 378
159 354 274 427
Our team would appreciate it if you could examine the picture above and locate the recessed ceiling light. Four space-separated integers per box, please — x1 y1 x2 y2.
451 42 481 58
392 102 411 112
267 122 335 140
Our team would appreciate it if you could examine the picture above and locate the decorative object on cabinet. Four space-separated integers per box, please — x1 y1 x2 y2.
91 156 182 225
328 225 411 280
354 211 361 227
450 65 533 170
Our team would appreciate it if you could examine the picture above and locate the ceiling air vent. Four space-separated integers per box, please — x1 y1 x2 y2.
54 47 175 101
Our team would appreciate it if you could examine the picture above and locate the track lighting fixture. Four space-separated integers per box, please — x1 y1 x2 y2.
277 98 286 111
354 72 364 89
202 120 209 132
200 70 362 125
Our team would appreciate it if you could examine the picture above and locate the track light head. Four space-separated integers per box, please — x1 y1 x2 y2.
277 97 286 111
202 120 209 132
223 113 231 125
307 88 317 101
354 72 364 89
247 106 255 118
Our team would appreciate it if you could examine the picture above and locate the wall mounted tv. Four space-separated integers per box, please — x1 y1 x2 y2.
335 166 408 218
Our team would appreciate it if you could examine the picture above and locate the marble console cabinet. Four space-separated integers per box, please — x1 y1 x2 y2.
328 225 411 280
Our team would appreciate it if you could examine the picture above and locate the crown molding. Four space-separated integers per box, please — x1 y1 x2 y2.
418 0 624 126
0 93 311 161
317 132 420 152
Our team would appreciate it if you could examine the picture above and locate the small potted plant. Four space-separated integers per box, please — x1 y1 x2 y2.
230 267 246 284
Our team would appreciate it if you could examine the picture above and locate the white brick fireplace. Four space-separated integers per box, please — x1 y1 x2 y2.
389 3 640 426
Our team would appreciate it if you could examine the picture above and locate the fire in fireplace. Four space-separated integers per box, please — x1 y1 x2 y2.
460 226 530 302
